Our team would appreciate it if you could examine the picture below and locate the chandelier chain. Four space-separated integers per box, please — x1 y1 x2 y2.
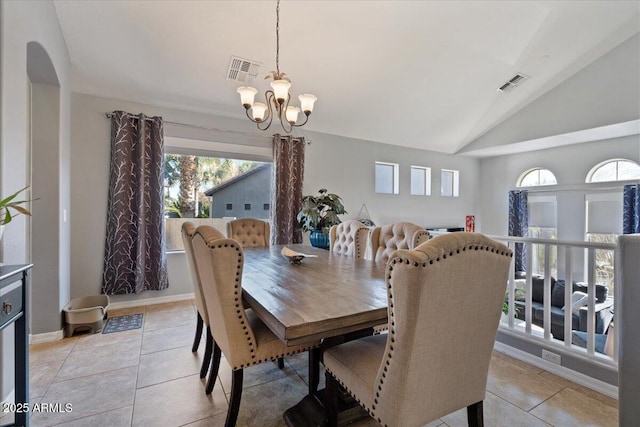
275 0 280 75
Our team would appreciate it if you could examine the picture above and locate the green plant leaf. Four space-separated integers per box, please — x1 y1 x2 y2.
0 186 35 225
297 188 346 233
2 209 11 225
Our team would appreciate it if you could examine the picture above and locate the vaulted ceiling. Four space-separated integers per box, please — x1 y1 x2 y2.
53 1 639 153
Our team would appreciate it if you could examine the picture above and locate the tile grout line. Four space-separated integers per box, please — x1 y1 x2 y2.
30 336 80 411
487 391 554 426
130 304 152 426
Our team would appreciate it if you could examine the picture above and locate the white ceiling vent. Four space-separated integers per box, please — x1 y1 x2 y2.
226 56 261 84
497 73 530 93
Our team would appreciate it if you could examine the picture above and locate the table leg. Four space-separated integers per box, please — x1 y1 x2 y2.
308 348 320 396
283 329 375 427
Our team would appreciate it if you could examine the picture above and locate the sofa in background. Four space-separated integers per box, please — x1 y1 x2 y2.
513 272 614 341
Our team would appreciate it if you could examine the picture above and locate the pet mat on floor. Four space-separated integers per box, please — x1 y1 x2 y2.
102 313 144 334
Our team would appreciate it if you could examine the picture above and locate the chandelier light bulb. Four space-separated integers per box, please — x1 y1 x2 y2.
252 102 268 122
298 94 317 115
270 80 291 104
237 87 258 108
285 106 300 124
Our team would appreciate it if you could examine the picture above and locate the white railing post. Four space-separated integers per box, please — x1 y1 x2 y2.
613 245 620 362
525 242 533 335
508 252 515 328
586 248 596 355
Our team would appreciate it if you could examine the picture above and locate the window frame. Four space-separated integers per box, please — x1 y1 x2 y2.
441 168 459 197
162 139 273 251
410 165 432 196
517 168 558 187
374 161 400 195
586 158 640 183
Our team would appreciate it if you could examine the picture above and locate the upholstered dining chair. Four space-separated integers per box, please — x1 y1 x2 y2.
369 221 429 262
329 220 370 259
226 217 285 368
181 222 213 380
227 218 270 248
192 225 318 427
324 233 512 427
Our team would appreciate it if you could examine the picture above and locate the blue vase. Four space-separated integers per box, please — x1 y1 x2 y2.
309 229 330 249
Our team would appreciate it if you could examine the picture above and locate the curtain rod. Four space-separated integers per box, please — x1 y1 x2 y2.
512 182 638 194
104 112 271 139
103 112 312 144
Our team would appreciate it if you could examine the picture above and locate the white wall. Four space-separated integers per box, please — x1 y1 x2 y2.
70 93 482 304
299 129 480 229
0 0 71 404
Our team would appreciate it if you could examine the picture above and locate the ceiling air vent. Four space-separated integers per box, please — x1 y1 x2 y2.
226 56 261 84
497 73 529 93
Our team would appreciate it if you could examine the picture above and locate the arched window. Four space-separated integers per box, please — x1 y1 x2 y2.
586 159 640 183
517 168 557 187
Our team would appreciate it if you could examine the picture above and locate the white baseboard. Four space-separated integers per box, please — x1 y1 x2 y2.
494 341 619 399
29 329 64 345
25 294 194 345
108 292 195 310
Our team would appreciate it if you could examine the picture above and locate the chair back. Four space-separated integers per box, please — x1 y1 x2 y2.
227 218 270 248
376 233 512 426
329 220 369 259
181 221 209 325
369 222 429 262
192 225 258 368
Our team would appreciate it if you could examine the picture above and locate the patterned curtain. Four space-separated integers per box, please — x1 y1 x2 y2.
270 134 305 245
508 190 528 272
102 111 169 294
623 184 640 234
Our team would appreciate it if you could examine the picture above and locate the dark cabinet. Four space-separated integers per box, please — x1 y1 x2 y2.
0 264 32 427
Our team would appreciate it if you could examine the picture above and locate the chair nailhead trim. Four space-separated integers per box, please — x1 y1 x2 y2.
231 345 318 370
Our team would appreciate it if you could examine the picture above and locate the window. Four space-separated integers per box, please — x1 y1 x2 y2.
517 168 557 187
263 203 270 210
411 166 431 196
375 161 399 194
528 195 558 277
441 169 459 197
163 153 271 250
586 159 640 183
585 192 622 291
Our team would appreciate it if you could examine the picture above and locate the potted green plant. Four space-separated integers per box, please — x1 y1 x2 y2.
297 188 346 249
0 186 34 241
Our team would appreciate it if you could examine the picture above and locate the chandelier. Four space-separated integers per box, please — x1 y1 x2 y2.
236 0 317 133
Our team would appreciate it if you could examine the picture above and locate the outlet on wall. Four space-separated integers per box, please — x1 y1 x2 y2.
541 349 561 365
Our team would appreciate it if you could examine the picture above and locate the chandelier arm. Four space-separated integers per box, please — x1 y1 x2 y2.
256 91 276 131
244 108 259 124
278 93 294 133
291 113 310 128
278 113 293 133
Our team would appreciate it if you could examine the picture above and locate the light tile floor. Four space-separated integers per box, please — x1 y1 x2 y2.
2 301 618 427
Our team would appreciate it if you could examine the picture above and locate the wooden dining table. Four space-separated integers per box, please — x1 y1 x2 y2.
241 244 389 427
